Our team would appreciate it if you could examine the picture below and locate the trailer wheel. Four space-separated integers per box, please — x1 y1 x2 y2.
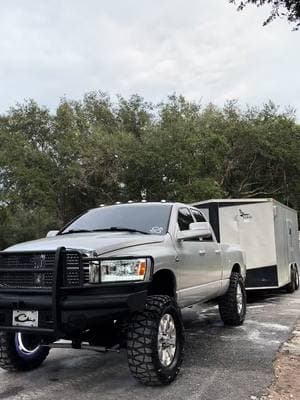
295 266 299 291
127 295 184 386
218 272 247 326
0 332 49 371
286 266 297 293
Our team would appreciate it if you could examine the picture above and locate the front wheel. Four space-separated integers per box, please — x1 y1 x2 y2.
218 272 247 326
127 295 185 386
0 332 50 371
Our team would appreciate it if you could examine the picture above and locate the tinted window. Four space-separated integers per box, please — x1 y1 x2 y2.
61 204 172 235
191 209 206 222
191 209 213 241
177 208 194 231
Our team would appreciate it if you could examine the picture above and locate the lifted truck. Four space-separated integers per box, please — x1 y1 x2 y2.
0 202 247 385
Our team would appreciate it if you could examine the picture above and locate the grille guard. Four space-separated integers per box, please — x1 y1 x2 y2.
0 250 151 337
0 247 75 335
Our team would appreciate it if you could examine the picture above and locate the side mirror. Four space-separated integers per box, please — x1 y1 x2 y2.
177 222 212 241
46 230 59 238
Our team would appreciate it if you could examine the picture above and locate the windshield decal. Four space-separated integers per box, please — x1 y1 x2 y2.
150 226 164 234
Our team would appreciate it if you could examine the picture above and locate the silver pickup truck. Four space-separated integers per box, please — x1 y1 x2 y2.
0 202 246 385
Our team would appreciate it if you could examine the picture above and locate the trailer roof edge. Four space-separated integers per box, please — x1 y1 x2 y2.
191 198 298 214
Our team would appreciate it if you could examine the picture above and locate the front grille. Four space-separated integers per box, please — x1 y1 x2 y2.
0 251 82 289
83 260 90 284
64 252 81 287
0 253 56 269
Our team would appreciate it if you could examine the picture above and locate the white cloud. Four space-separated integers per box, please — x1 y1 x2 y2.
0 0 299 118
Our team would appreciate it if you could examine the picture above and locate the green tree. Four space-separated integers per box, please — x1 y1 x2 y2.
230 0 300 29
1 93 300 249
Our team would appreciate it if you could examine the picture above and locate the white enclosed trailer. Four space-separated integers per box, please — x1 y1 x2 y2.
192 199 300 290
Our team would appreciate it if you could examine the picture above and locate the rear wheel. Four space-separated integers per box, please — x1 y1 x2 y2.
218 272 247 326
127 295 184 386
0 332 49 371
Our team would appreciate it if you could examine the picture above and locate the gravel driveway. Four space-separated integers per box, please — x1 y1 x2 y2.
0 289 299 400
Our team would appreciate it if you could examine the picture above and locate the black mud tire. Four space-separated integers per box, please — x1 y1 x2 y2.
127 295 185 386
0 332 49 372
286 266 297 293
218 272 247 326
295 266 299 291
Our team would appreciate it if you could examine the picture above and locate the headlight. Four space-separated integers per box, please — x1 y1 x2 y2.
88 258 148 283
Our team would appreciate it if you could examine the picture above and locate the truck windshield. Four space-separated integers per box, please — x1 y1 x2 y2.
60 204 172 235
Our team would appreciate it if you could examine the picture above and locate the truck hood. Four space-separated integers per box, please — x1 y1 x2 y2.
4 232 166 255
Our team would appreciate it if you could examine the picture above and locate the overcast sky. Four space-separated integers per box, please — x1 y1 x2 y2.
0 0 299 118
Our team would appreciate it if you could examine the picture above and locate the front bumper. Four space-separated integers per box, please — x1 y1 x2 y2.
0 247 149 337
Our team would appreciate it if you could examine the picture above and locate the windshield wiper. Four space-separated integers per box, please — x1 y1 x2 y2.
61 227 150 235
92 227 150 235
61 229 92 235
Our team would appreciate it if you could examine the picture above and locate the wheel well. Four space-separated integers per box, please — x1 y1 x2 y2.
149 269 176 298
231 263 241 275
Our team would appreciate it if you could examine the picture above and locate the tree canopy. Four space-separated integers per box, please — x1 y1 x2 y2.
230 0 300 29
1 93 300 249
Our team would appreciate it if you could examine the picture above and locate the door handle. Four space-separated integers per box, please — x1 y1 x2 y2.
198 250 206 256
215 249 221 254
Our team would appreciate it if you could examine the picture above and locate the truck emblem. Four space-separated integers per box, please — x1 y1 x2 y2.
33 254 46 269
34 273 44 286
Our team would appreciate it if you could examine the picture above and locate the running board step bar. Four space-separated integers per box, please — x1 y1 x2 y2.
42 342 120 353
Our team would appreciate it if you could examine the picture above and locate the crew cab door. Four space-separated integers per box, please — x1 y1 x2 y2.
175 207 222 307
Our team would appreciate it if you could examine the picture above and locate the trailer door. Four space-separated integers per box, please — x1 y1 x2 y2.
286 219 294 264
219 203 276 268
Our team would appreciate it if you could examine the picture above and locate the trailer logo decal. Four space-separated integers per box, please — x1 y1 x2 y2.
239 209 252 221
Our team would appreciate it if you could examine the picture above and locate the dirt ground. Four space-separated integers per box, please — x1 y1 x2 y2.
260 321 300 400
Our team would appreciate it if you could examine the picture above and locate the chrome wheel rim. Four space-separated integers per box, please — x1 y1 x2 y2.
16 333 40 355
236 283 243 314
157 313 177 367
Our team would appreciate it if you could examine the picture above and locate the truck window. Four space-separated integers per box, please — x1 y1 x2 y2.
191 209 206 223
191 208 213 242
177 208 194 231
